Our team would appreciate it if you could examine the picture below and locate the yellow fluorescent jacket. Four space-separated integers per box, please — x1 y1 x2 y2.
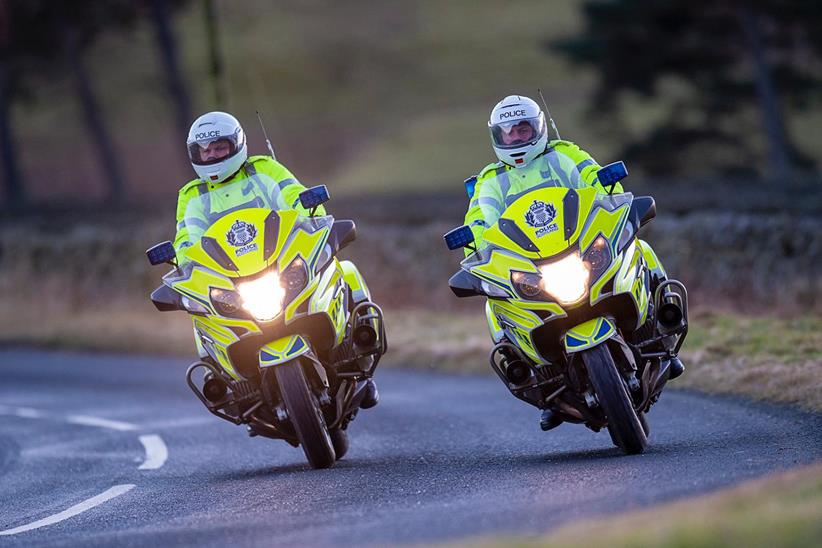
173 155 325 261
464 140 624 253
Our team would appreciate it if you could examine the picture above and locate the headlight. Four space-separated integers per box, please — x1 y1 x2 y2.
582 235 612 281
238 272 285 321
280 257 308 299
511 271 544 299
210 287 244 318
539 252 590 304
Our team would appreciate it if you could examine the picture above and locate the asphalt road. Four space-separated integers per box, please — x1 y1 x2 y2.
0 349 820 547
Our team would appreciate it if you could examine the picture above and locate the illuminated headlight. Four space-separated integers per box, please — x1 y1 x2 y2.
539 252 590 304
238 272 285 321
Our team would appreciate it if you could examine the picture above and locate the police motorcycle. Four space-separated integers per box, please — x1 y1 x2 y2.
444 160 687 454
146 174 386 469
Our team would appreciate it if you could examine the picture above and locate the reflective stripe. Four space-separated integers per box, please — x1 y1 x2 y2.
545 152 571 186
277 178 298 191
477 196 503 212
576 159 594 172
176 220 186 231
469 198 479 209
504 180 561 206
183 217 210 231
471 219 489 228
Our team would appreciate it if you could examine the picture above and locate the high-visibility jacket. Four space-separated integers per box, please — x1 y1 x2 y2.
173 155 325 261
463 140 623 253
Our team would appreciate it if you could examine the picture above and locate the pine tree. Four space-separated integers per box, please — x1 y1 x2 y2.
552 0 822 177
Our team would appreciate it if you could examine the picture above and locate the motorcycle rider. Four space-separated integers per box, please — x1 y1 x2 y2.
173 111 378 408
174 111 324 260
463 95 683 429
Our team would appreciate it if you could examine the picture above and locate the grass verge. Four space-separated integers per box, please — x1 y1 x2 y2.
459 462 822 548
1 299 819 411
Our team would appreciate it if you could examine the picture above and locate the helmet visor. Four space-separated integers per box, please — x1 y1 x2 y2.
188 132 242 166
490 116 546 150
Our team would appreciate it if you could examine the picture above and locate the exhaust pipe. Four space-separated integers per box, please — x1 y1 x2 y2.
353 324 378 349
203 375 228 403
657 292 683 333
505 359 533 385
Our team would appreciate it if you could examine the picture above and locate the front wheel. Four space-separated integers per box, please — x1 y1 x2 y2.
582 344 648 455
274 360 336 469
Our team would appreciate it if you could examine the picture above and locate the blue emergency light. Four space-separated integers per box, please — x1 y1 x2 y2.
444 225 475 251
596 161 628 190
146 241 176 265
299 185 330 210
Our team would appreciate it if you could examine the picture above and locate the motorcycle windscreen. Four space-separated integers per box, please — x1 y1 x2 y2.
179 173 331 277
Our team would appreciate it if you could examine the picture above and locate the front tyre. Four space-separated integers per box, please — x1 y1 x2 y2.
582 345 648 455
274 360 336 469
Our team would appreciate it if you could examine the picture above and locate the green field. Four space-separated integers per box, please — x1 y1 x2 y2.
10 0 822 205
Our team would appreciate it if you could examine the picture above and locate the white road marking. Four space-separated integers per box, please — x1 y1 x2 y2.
0 405 138 432
138 435 168 470
0 484 135 536
65 415 137 432
12 407 44 419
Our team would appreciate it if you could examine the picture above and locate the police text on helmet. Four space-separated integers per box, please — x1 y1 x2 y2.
499 110 527 119
195 130 221 140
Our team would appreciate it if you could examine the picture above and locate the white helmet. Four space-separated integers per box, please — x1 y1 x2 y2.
187 111 248 183
488 95 548 168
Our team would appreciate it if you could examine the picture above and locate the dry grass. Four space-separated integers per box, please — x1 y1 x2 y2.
458 462 822 548
2 293 819 412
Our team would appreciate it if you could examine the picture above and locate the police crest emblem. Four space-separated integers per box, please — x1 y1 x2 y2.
226 220 257 247
524 200 559 237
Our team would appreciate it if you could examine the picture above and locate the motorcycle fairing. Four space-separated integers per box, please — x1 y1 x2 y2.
563 317 617 353
339 259 372 303
258 335 311 368
184 209 301 278
458 187 652 362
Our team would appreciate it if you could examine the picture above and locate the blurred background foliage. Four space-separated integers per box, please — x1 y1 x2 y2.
1 0 821 210
0 0 820 325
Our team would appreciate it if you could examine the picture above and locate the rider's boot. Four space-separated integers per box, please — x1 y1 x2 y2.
540 409 563 431
360 379 379 409
667 356 685 380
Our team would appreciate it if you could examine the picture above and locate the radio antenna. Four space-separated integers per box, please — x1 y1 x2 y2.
537 88 562 141
256 110 277 160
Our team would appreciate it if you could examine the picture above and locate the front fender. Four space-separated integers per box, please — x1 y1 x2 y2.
259 335 311 368
564 317 616 353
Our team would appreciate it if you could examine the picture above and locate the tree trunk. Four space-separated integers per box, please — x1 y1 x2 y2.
0 0 24 211
203 0 228 108
63 22 127 204
737 5 793 177
0 61 25 210
151 0 191 141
